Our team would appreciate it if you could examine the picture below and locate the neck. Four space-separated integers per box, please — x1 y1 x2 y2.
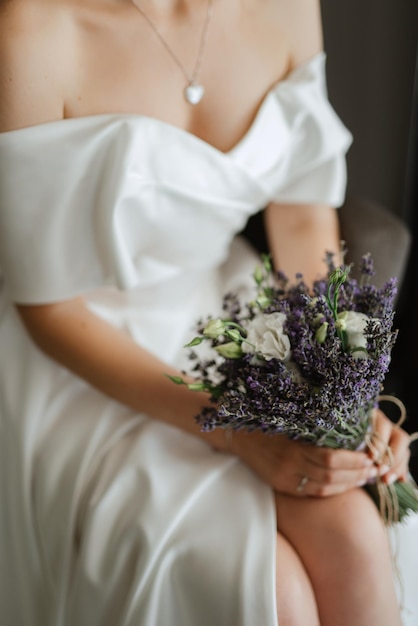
131 0 203 13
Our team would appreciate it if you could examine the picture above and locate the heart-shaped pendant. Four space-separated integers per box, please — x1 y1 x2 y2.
184 83 205 105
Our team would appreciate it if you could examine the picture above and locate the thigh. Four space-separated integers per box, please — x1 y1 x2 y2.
275 532 320 626
274 489 402 626
275 487 386 549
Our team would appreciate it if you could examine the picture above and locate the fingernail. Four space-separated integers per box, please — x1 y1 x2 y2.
385 473 397 485
364 458 374 467
379 464 391 475
368 467 378 478
357 479 367 487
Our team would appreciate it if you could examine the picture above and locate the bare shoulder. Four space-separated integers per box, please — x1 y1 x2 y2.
0 0 76 131
251 0 324 69
281 0 323 68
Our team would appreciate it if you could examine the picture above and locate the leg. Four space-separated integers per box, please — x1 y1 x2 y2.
275 488 402 626
275 532 320 625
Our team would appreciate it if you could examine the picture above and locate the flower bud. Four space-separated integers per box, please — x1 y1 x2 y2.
313 313 325 325
256 295 271 309
329 267 348 285
215 342 243 359
225 328 242 343
203 318 225 339
253 265 264 285
315 321 329 344
336 311 348 332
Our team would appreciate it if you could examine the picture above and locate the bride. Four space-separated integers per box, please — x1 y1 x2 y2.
0 0 417 624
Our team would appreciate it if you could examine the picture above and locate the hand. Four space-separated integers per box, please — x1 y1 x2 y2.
230 429 379 497
367 408 411 484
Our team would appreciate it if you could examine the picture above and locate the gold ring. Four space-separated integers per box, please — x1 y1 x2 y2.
296 475 309 493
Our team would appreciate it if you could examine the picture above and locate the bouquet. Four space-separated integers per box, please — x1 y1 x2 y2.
169 252 418 525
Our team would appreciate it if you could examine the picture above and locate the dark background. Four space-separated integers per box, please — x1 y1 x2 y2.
320 0 418 479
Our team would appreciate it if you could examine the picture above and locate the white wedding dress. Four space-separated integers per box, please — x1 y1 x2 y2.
0 53 417 626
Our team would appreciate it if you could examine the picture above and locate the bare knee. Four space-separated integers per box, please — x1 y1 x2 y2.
275 490 401 626
314 488 390 559
277 488 388 554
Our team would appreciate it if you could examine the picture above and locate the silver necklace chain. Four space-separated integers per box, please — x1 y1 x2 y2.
131 0 214 104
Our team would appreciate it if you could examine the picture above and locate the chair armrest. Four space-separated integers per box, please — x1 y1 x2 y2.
339 194 412 289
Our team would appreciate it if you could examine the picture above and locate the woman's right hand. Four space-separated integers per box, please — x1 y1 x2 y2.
229 429 380 497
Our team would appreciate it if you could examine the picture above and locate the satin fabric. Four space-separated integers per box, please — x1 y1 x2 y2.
0 52 416 626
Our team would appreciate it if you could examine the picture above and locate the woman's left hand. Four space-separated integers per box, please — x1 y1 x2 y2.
370 409 411 484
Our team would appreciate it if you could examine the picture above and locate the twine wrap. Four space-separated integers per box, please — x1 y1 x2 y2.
364 394 418 526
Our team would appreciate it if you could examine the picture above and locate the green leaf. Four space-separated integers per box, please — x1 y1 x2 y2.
184 336 204 348
187 382 209 392
165 374 186 385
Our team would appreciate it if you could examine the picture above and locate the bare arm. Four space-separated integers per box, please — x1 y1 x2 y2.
18 295 380 493
264 203 342 285
17 298 228 449
264 0 341 284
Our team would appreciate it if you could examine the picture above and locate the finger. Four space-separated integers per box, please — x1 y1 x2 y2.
383 427 411 483
365 409 392 466
295 445 379 491
295 461 378 493
371 410 411 481
301 444 374 472
294 473 368 498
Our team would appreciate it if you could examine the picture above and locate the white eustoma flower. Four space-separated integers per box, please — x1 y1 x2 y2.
337 310 379 358
242 312 291 361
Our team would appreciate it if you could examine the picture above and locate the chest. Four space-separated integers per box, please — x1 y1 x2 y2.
64 2 291 152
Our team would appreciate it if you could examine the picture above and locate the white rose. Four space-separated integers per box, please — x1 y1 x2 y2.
337 310 379 359
242 312 291 361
